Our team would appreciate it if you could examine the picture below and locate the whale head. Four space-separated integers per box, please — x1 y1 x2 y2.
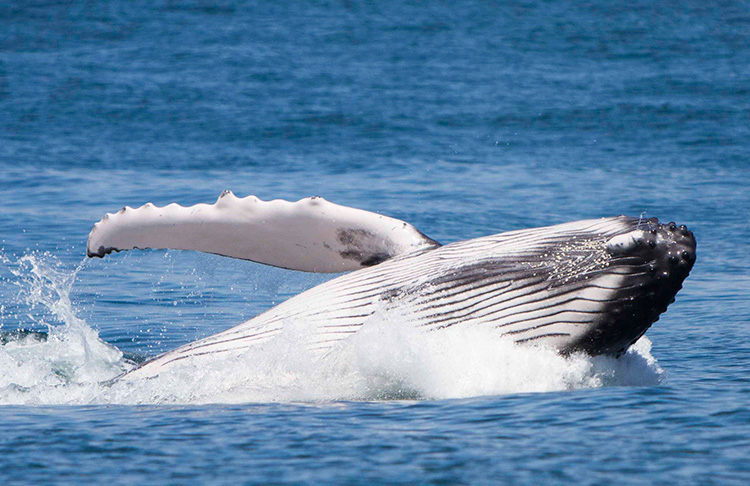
565 218 696 356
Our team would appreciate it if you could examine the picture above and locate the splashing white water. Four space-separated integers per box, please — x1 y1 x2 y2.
0 252 664 405
0 253 128 404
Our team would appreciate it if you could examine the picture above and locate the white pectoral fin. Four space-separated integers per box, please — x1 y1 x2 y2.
86 192 439 272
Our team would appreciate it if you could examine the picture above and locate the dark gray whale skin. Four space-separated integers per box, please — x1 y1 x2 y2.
564 219 696 357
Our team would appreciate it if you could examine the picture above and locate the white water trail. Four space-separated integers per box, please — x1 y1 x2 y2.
0 252 664 405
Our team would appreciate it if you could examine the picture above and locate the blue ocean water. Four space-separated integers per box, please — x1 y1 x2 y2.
1 0 749 483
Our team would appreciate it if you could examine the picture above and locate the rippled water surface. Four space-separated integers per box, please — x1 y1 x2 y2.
1 1 749 484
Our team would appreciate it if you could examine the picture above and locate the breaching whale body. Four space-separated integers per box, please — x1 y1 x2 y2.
87 193 696 381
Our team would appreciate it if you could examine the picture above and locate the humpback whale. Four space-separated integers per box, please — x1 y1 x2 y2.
87 193 695 381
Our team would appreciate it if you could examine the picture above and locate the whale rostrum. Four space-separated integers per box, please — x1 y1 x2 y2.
87 194 695 380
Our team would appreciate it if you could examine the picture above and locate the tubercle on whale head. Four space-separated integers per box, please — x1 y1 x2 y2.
566 218 696 357
605 218 696 279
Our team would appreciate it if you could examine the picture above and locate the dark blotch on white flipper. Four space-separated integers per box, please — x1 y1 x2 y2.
336 228 376 246
359 253 392 267
336 228 394 267
88 245 119 258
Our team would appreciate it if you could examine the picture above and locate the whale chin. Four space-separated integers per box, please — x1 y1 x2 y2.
564 219 696 356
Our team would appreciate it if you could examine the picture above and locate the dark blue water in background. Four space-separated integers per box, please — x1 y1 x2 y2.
1 0 749 484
